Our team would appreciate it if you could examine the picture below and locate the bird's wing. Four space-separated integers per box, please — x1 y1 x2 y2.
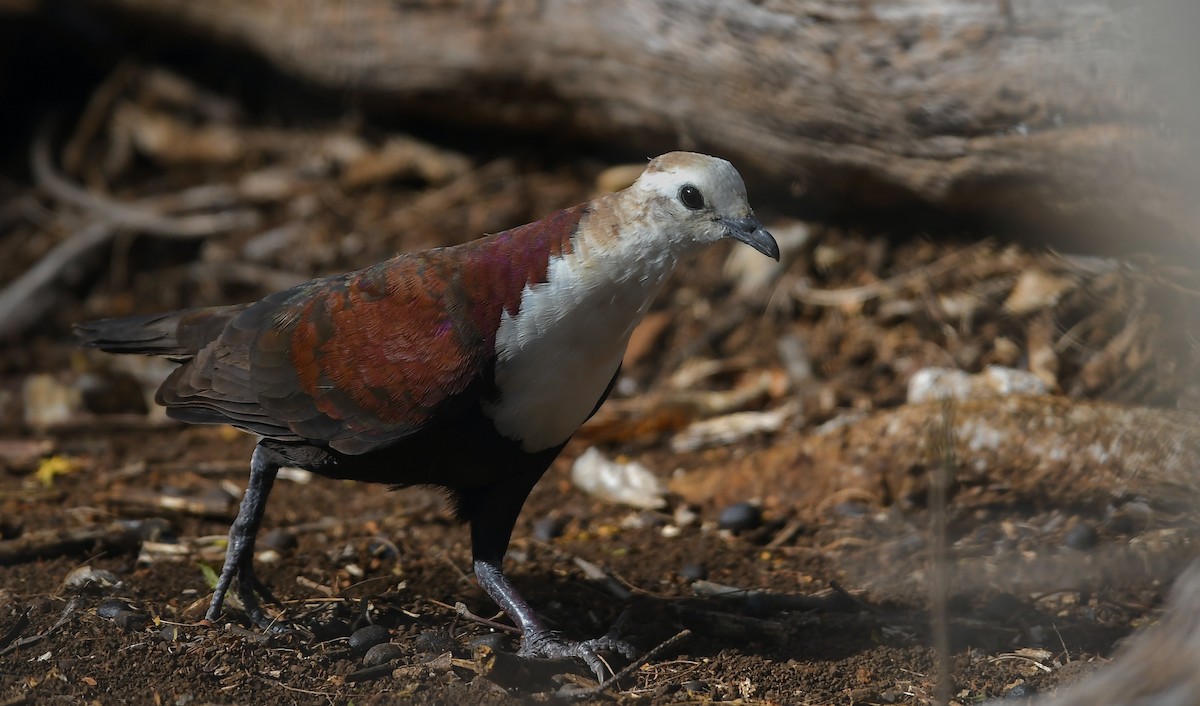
156 256 482 454
160 203 587 455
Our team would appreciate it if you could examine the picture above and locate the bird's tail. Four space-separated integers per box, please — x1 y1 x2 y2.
76 304 251 358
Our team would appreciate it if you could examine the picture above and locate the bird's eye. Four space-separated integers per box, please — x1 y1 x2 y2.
679 185 705 210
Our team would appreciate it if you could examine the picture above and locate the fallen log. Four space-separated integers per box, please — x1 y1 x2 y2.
76 0 1199 253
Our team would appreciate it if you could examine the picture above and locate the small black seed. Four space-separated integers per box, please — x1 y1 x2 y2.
717 502 762 532
362 641 403 667
348 624 390 654
679 562 708 581
1064 522 1098 551
681 680 709 693
1006 683 1037 699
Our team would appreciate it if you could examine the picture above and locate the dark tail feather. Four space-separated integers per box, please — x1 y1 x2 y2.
76 304 251 357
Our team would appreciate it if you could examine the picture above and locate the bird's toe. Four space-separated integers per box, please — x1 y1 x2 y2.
519 631 638 682
582 634 639 660
237 586 287 631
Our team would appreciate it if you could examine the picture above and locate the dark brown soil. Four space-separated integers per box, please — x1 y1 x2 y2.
3 419 1190 706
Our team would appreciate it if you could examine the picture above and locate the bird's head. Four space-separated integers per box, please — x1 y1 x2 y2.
630 152 779 261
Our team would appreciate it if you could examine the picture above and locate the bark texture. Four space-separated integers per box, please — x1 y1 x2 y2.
84 0 1198 252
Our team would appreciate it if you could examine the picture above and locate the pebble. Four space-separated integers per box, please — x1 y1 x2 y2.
1005 683 1037 700
113 610 149 632
97 598 131 619
717 502 762 532
201 485 237 504
309 618 352 643
200 487 237 509
160 624 183 642
570 447 666 509
348 624 390 654
260 528 297 552
1064 522 1098 551
1106 501 1152 535
414 630 457 654
366 537 399 560
673 504 699 527
131 518 174 543
681 680 709 693
907 366 1047 404
469 632 510 652
362 641 403 667
532 515 567 542
346 663 396 683
679 562 708 581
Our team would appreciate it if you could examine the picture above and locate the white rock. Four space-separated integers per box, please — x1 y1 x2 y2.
570 447 666 510
907 366 1048 404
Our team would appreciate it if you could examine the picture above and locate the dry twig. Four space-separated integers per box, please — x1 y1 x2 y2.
0 131 260 338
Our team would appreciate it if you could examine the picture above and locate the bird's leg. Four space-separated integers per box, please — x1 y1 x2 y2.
465 477 638 682
206 443 281 629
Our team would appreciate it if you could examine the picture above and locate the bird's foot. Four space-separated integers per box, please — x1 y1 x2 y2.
207 565 287 632
519 630 639 682
239 576 288 632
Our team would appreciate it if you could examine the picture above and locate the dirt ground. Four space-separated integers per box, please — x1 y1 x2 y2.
2 56 1199 705
3 416 1192 706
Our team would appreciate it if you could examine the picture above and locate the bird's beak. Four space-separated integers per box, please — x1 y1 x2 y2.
722 216 780 261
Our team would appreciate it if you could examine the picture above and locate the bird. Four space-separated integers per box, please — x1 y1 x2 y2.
77 151 779 679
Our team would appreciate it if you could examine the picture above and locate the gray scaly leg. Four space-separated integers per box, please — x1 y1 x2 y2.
465 474 638 682
206 443 280 628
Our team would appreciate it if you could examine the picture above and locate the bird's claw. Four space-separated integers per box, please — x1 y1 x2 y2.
519 630 639 682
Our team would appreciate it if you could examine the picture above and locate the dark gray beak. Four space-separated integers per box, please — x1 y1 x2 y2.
722 216 780 261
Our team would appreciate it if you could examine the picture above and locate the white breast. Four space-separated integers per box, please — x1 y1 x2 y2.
484 248 671 452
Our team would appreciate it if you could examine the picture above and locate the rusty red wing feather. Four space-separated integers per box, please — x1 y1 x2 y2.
251 202 586 455
291 258 477 426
